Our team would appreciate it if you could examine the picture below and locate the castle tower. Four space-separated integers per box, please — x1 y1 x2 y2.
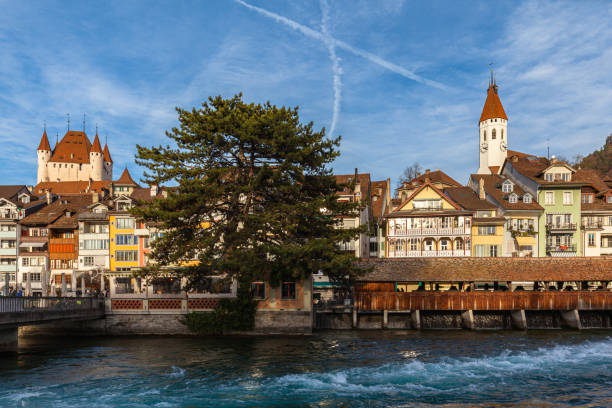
90 133 104 181
37 129 52 184
477 71 508 175
103 142 113 180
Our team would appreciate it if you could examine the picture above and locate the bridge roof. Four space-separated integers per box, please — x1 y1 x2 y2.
359 257 612 282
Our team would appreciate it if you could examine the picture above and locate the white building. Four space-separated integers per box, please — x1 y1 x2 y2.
477 72 509 175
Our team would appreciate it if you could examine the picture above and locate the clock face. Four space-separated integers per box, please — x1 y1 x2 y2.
480 142 488 153
500 141 507 152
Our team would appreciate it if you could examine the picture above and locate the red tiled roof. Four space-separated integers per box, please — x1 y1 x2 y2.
49 131 93 164
335 173 371 198
91 133 102 153
479 84 508 122
573 169 609 193
390 182 462 215
488 166 500 174
33 181 111 195
444 186 497 211
400 170 462 190
103 144 113 163
115 167 140 187
20 195 93 226
470 174 543 211
371 180 388 221
37 130 51 151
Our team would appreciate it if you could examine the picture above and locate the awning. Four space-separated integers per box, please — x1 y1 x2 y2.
515 236 536 246
19 242 45 248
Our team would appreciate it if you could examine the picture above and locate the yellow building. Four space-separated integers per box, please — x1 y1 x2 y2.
444 186 505 257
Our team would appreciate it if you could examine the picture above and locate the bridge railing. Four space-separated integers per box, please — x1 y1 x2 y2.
354 291 612 311
0 296 104 314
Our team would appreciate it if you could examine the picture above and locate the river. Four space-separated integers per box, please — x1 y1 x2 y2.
1 330 611 407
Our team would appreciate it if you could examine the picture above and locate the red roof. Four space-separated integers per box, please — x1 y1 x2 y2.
91 133 102 153
115 167 140 187
479 84 508 122
49 131 93 164
37 130 51 151
33 181 111 195
103 144 113 163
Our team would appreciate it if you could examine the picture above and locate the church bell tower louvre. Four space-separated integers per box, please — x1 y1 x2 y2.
477 69 508 175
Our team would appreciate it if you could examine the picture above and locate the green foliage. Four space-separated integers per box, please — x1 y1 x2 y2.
133 94 367 288
184 281 257 334
576 134 612 175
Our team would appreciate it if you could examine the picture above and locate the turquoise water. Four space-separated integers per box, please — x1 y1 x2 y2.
1 331 611 407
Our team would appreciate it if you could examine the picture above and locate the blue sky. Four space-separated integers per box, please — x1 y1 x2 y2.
1 0 612 189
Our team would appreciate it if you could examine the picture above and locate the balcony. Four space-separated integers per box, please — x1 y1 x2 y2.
49 238 78 245
545 223 577 232
389 250 471 257
582 221 603 229
391 227 469 237
20 235 49 243
546 244 577 253
0 230 16 239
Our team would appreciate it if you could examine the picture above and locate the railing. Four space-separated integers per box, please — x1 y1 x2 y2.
0 296 104 313
547 244 577 252
582 221 603 229
354 291 612 311
388 250 471 258
546 223 577 231
390 227 469 237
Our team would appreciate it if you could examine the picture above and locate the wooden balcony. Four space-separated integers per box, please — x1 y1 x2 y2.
354 291 612 311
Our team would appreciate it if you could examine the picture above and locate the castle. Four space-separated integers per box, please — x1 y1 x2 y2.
37 130 113 184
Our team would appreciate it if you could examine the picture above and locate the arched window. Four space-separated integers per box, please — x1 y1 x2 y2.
501 129 504 140
483 130 487 141
492 129 497 139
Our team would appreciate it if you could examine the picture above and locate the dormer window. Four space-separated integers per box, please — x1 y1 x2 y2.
508 193 518 204
523 193 532 204
544 173 553 182
502 180 513 193
19 194 30 204
607 195 612 204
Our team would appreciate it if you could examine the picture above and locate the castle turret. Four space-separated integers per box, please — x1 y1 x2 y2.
477 71 508 175
89 133 103 181
103 142 113 180
37 129 52 183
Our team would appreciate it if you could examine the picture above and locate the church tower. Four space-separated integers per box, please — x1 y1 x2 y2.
477 70 508 175
36 129 52 184
90 133 104 181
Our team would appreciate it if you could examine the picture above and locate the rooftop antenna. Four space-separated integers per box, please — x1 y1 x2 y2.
82 113 86 133
546 137 550 160
43 120 46 133
95 123 99 135
67 113 70 131
55 132 59 147
489 62 494 87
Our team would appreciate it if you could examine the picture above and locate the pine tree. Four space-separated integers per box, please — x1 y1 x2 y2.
133 94 366 290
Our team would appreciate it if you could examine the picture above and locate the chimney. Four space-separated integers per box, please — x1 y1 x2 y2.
512 155 519 163
45 190 52 205
86 178 92 193
425 169 430 174
27 185 33 193
150 184 158 197
91 191 99 204
478 178 486 200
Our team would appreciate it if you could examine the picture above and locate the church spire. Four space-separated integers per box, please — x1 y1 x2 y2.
91 132 102 153
479 78 507 122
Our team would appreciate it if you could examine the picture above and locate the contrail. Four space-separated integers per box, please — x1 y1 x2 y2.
234 0 445 90
320 0 342 138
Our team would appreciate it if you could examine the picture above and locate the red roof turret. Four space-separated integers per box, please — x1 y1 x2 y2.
91 133 102 153
37 130 52 151
103 143 113 163
479 84 508 122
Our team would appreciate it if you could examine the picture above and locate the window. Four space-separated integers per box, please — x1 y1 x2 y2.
22 258 29 267
563 191 573 205
440 239 449 250
545 173 553 182
409 238 418 251
281 282 296 299
116 234 137 245
545 192 554 205
492 128 496 139
489 245 498 257
116 251 138 262
501 129 504 139
502 181 513 193
562 173 570 182
478 226 496 235
251 282 265 299
84 256 95 266
29 273 41 282
483 130 487 141
588 233 596 247
1 240 16 248
508 193 517 204
0 258 16 265
455 239 463 250
81 239 108 250
523 194 532 204
607 196 612 204
0 224 16 232
115 218 135 229
581 194 593 204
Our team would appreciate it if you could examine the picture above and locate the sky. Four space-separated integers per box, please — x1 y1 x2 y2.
1 0 612 189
